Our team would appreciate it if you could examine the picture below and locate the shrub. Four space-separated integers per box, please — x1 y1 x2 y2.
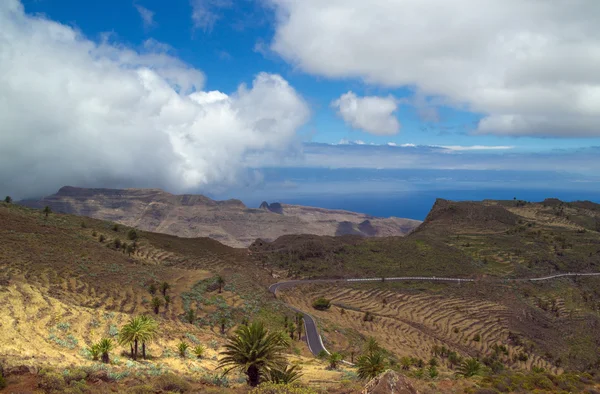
473 333 481 342
112 224 119 232
312 297 331 311
38 371 67 392
113 238 122 249
0 373 6 390
127 385 155 394
193 344 206 359
154 373 191 393
99 234 105 243
178 341 189 357
64 368 88 384
363 311 375 322
127 229 138 240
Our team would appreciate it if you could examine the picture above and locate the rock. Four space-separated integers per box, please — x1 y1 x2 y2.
362 370 419 394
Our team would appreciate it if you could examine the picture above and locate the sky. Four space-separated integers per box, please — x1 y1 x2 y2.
1 0 600 209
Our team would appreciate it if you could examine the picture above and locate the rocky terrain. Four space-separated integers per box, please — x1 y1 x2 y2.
20 186 421 248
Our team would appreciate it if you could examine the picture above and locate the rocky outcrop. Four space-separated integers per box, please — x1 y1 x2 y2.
20 187 421 248
363 370 419 394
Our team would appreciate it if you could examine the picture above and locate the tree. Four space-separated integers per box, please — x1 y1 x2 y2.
97 338 114 364
364 337 381 355
149 283 157 295
139 315 158 359
267 364 303 384
164 295 171 309
219 321 289 387
88 343 100 361
457 358 482 377
186 309 196 324
4 196 11 204
312 297 331 310
126 244 134 256
127 229 138 241
287 322 295 340
43 206 52 218
328 352 343 369
161 282 170 296
151 297 163 314
295 314 303 341
178 341 189 358
220 317 228 335
113 238 121 249
216 275 225 293
119 315 157 361
356 351 387 380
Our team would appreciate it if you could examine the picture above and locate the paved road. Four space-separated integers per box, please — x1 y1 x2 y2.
269 273 600 357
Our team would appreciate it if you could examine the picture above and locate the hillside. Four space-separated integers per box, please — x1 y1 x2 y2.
253 198 600 374
2 198 600 393
20 186 421 248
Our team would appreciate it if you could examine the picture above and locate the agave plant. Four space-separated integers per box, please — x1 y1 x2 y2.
193 344 206 359
178 341 189 358
267 363 303 384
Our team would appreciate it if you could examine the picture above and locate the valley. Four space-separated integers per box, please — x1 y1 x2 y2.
1 196 600 393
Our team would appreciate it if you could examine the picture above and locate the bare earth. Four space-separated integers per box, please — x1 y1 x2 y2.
20 186 421 247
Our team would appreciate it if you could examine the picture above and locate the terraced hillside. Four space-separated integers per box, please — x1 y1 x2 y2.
257 198 600 373
0 202 355 392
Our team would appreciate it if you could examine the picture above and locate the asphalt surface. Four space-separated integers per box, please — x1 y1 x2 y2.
269 273 600 357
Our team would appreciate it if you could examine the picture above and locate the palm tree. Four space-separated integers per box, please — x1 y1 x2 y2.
328 352 343 369
356 351 387 380
457 358 482 377
88 343 100 361
186 308 196 324
139 315 158 359
43 206 51 218
97 338 114 364
295 313 303 341
151 296 163 314
164 295 171 309
119 315 157 361
267 364 303 384
149 283 157 295
161 282 170 296
216 275 225 293
219 321 289 387
365 337 381 355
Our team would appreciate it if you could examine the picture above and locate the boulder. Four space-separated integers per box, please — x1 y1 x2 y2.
363 370 418 394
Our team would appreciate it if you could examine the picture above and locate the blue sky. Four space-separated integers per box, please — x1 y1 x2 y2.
19 0 600 150
2 0 600 207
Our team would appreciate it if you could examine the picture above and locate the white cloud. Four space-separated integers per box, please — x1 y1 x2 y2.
332 92 400 135
135 4 156 29
268 0 600 137
0 0 309 199
191 0 231 31
435 145 515 151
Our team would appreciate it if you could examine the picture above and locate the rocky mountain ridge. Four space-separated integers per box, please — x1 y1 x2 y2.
20 186 421 247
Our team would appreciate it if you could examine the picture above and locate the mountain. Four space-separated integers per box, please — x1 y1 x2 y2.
19 186 421 247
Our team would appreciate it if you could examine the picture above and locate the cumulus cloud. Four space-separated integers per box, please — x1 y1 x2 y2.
135 4 156 29
191 0 231 31
268 0 600 137
332 92 400 135
0 0 309 199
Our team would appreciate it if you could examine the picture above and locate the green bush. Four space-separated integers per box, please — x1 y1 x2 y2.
154 373 191 393
127 229 138 240
38 371 67 392
127 385 155 394
312 297 331 311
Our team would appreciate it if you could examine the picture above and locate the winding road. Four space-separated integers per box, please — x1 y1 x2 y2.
269 273 600 357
